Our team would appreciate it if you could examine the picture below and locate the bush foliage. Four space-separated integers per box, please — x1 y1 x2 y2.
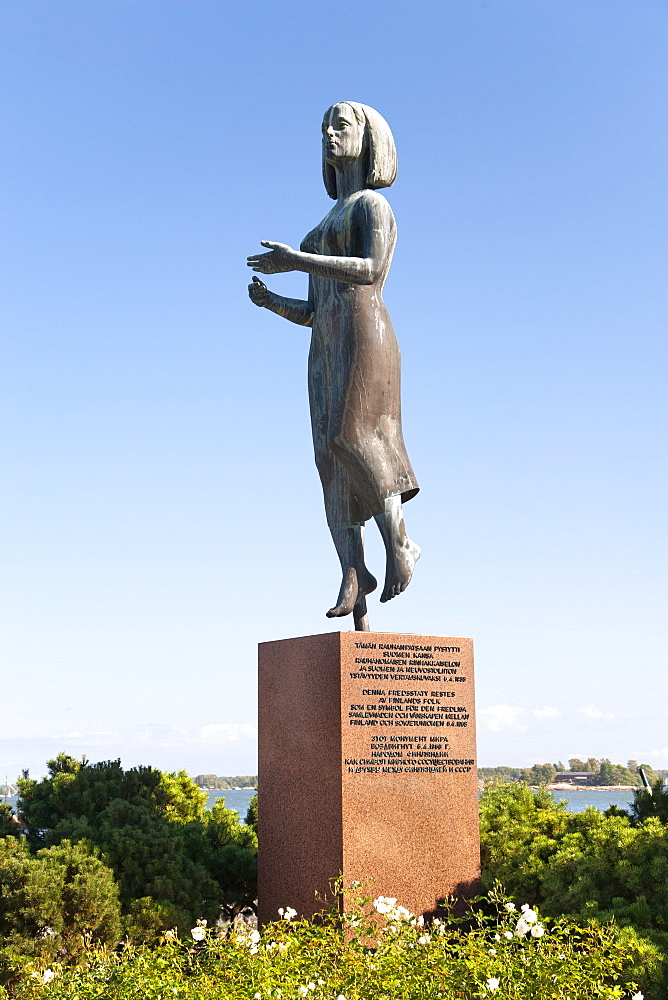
480 781 668 995
7 887 645 1000
480 782 668 932
1 753 257 978
2 761 667 996
0 837 121 986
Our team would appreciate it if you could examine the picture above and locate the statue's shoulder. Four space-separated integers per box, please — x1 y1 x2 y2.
356 188 395 224
358 188 391 207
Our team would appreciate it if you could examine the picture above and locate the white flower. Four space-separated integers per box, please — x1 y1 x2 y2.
488 948 497 955
250 929 261 943
486 978 500 992
504 902 516 911
282 906 297 921
337 996 346 1000
164 928 177 940
416 914 425 927
249 945 259 954
520 907 538 924
42 969 55 984
372 895 413 922
494 933 501 941
417 934 431 945
254 994 261 999
515 917 530 937
530 923 545 938
297 989 308 998
372 895 398 913
631 993 644 1000
433 917 442 926
191 926 206 942
277 942 288 952
307 985 316 992
317 981 325 987
503 930 513 940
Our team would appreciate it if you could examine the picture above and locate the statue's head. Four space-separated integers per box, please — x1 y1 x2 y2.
322 102 397 199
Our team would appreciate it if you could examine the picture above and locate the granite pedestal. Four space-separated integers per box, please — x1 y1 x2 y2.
258 632 479 923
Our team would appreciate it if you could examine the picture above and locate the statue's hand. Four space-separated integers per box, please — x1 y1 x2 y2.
247 240 298 275
248 275 272 307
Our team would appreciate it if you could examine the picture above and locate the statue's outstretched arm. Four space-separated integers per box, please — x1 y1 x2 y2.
247 197 393 287
248 276 314 327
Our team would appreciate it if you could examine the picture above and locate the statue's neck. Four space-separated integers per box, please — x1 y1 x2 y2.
333 158 367 201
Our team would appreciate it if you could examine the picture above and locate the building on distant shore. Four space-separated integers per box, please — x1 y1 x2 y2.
554 772 590 784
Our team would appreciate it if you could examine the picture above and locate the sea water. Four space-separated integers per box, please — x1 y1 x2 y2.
547 788 636 813
2 787 635 822
205 787 256 820
212 787 638 820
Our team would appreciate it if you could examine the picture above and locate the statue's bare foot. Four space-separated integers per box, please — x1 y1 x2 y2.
380 535 421 603
327 566 377 618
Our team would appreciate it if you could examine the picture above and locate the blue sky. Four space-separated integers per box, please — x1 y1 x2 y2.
2 0 666 781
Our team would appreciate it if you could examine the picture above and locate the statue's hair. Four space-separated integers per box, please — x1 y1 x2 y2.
322 102 398 200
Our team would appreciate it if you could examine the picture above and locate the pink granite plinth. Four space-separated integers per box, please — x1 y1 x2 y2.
258 632 479 923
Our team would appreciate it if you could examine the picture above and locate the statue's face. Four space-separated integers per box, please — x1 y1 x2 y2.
322 104 365 167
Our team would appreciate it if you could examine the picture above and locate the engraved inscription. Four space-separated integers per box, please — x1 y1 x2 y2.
344 639 475 778
350 640 466 682
347 689 469 725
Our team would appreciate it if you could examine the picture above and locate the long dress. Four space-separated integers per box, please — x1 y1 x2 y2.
301 188 419 530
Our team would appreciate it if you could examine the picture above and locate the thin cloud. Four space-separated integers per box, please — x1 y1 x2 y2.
134 725 257 747
53 730 118 744
631 748 668 767
50 724 257 749
575 705 616 721
479 705 528 733
532 707 561 720
192 724 257 744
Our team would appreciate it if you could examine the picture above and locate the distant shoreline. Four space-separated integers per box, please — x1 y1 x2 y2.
544 783 636 791
201 786 256 792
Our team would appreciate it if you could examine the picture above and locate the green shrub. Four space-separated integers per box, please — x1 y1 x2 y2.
0 837 121 988
480 782 668 931
480 781 668 996
246 793 258 835
630 782 668 826
120 896 188 945
9 887 643 1000
17 755 257 934
0 805 19 839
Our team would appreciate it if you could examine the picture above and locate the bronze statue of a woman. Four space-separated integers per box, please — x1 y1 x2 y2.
247 102 419 631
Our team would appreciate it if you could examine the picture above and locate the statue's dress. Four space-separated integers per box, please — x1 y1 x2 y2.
301 189 419 529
